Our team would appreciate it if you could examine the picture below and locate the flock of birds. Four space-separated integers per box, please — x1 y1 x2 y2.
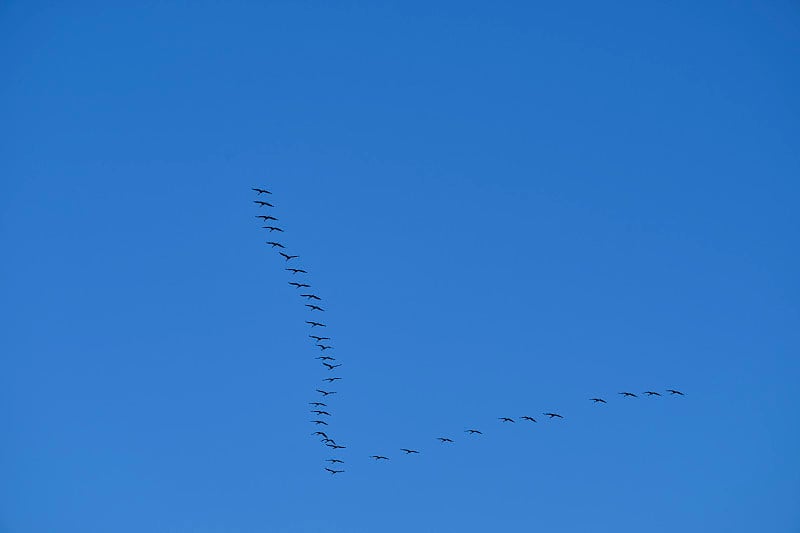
252 186 685 476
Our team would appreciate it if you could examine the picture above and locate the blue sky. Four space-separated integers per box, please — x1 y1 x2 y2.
1 1 798 532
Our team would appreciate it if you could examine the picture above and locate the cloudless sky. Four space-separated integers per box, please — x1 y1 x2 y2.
2 1 799 532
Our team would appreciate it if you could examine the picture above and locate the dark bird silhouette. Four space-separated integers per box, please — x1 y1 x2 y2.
321 438 335 444
370 455 390 461
256 215 277 221
326 459 344 464
644 391 662 396
666 389 685 396
252 187 271 195
590 398 607 404
279 252 299 261
301 294 321 300
465 429 483 435
310 335 330 341
520 416 537 422
543 412 564 419
312 431 328 438
401 448 420 454
499 417 515 423
311 420 328 425
437 437 454 443
306 304 324 312
328 444 346 449
316 356 336 361
325 468 344 475
309 402 327 407
263 226 284 232
317 345 334 351
254 200 274 207
266 241 284 248
322 363 341 370
306 321 326 327
311 410 331 416
289 282 311 288
323 377 341 383
286 268 307 274
316 389 336 396
619 392 638 398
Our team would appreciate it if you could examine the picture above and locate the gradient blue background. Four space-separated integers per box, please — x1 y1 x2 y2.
2 2 799 532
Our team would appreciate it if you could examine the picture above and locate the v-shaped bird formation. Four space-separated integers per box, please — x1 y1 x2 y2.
252 187 686 475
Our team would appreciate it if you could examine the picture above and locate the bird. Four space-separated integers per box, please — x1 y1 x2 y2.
316 356 336 361
306 321 326 327
286 268 307 274
306 304 324 312
666 389 685 396
328 444 346 449
325 468 344 475
309 402 327 407
289 282 311 288
254 200 274 207
252 187 271 195
400 449 420 454
326 459 344 464
310 335 330 341
619 392 638 398
499 417 515 423
323 377 342 383
263 226 284 232
370 455 390 461
437 437 454 443
279 252 299 261
311 420 328 425
301 294 321 300
266 241 284 248
311 410 331 416
317 345 334 351
256 215 278 221
543 412 563 419
322 363 341 370
644 391 662 397
465 429 483 435
520 416 537 422
316 389 336 396
312 431 328 438
590 398 607 404
321 438 336 444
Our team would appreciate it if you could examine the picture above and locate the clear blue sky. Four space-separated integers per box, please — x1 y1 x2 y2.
2 2 799 532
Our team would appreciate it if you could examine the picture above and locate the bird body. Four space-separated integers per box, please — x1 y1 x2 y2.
370 455 390 460
520 416 537 422
252 188 272 195
590 398 607 403
437 437 454 443
499 417 515 423
465 429 483 435
619 392 638 398
543 412 563 419
306 321 326 327
666 389 685 395
400 449 419 454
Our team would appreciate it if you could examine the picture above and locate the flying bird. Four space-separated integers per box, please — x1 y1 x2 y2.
323 377 342 383
666 389 685 395
301 294 321 300
256 215 277 221
644 391 662 396
619 392 638 398
325 468 344 475
309 402 327 407
520 416 537 422
317 345 334 351
306 321 326 327
289 282 311 288
499 417 515 423
252 187 272 195
543 412 564 419
316 356 336 361
286 268 307 274
263 226 283 232
437 437 454 443
400 449 420 454
370 455 390 461
254 200 274 207
328 444 346 449
279 252 299 261
266 241 284 248
311 420 328 425
321 438 336 444
322 363 341 370
310 335 330 341
465 429 483 435
316 389 336 396
306 304 324 312
311 410 331 416
590 398 607 404
312 431 328 438
326 459 344 464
